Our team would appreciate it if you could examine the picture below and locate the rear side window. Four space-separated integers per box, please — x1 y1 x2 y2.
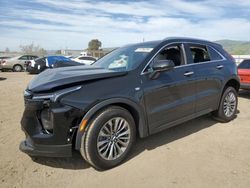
35 57 46 64
208 46 223 61
238 60 250 69
19 56 28 60
79 57 95 61
31 56 38 59
189 45 211 63
86 57 96 61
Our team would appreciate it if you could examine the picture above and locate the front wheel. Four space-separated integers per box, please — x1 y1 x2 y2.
80 106 136 170
213 86 238 122
13 65 23 72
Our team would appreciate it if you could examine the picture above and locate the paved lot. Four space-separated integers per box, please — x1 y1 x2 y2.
0 72 250 188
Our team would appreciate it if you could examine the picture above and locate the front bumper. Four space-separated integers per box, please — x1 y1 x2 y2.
20 97 83 157
20 137 72 157
26 65 40 74
240 83 250 90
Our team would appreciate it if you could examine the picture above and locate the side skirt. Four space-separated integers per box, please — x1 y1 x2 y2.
150 109 213 135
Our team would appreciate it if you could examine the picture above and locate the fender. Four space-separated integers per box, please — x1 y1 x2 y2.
221 75 240 94
74 98 149 150
216 75 240 109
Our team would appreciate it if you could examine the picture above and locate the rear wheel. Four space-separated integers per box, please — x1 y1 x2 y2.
213 86 238 122
80 106 136 170
13 65 23 72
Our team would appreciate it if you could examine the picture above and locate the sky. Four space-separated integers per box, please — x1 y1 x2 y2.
1 0 250 51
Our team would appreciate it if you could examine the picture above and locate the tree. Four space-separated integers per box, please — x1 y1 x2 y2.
88 39 102 50
19 43 47 56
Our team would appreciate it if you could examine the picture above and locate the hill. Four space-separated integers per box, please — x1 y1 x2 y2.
215 40 250 55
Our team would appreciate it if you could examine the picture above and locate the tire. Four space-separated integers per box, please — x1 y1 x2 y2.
213 86 238 122
80 106 136 170
13 65 23 72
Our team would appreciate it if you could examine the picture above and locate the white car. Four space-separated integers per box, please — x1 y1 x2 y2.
73 56 96 65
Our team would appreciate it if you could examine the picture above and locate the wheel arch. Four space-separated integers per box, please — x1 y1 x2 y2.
13 64 23 70
223 78 240 93
216 78 240 110
74 98 149 150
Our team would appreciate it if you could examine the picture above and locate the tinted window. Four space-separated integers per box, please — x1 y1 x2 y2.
79 57 96 61
35 57 46 65
154 45 184 67
238 60 250 69
208 46 223 61
19 56 28 60
87 57 96 61
189 45 210 63
31 56 38 59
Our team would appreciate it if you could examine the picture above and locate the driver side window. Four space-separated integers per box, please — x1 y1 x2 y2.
19 56 28 60
154 45 184 66
146 44 185 72
145 44 184 72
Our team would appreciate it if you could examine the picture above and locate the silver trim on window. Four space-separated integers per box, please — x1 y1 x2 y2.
141 41 227 75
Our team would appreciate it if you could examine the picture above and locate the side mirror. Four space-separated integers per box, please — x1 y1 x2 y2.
149 60 175 79
152 60 175 72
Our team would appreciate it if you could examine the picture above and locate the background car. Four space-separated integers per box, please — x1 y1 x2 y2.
72 55 96 65
238 59 250 89
0 56 11 71
0 56 11 62
26 55 83 74
0 55 38 72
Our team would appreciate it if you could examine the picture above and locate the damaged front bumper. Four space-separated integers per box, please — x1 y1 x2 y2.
20 94 83 157
19 137 72 157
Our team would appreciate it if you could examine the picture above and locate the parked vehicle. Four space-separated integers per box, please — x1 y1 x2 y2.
0 56 11 71
73 55 96 65
238 59 250 89
0 55 38 72
0 56 11 62
26 56 83 74
20 37 240 170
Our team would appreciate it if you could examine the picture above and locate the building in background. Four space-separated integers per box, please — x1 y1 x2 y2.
83 47 117 58
59 49 83 57
59 47 116 59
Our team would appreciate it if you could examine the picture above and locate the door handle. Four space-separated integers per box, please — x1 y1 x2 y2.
216 65 224 69
184 71 194 76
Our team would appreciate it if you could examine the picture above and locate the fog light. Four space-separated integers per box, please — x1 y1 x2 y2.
41 109 53 133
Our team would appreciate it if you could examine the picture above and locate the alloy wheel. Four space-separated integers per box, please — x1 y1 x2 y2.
14 65 22 72
97 117 131 160
223 91 236 117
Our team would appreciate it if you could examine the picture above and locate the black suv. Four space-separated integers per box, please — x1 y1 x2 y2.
20 37 240 169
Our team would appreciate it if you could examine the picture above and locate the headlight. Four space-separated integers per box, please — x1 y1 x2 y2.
32 86 82 102
41 109 53 133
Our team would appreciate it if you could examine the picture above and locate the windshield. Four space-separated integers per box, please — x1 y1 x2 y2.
93 42 158 71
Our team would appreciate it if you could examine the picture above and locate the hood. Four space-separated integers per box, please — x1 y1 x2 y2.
28 65 127 92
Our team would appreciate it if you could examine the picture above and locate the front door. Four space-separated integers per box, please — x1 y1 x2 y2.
142 43 196 134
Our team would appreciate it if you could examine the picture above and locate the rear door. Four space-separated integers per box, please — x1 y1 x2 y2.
185 43 226 113
142 43 196 134
18 55 29 66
